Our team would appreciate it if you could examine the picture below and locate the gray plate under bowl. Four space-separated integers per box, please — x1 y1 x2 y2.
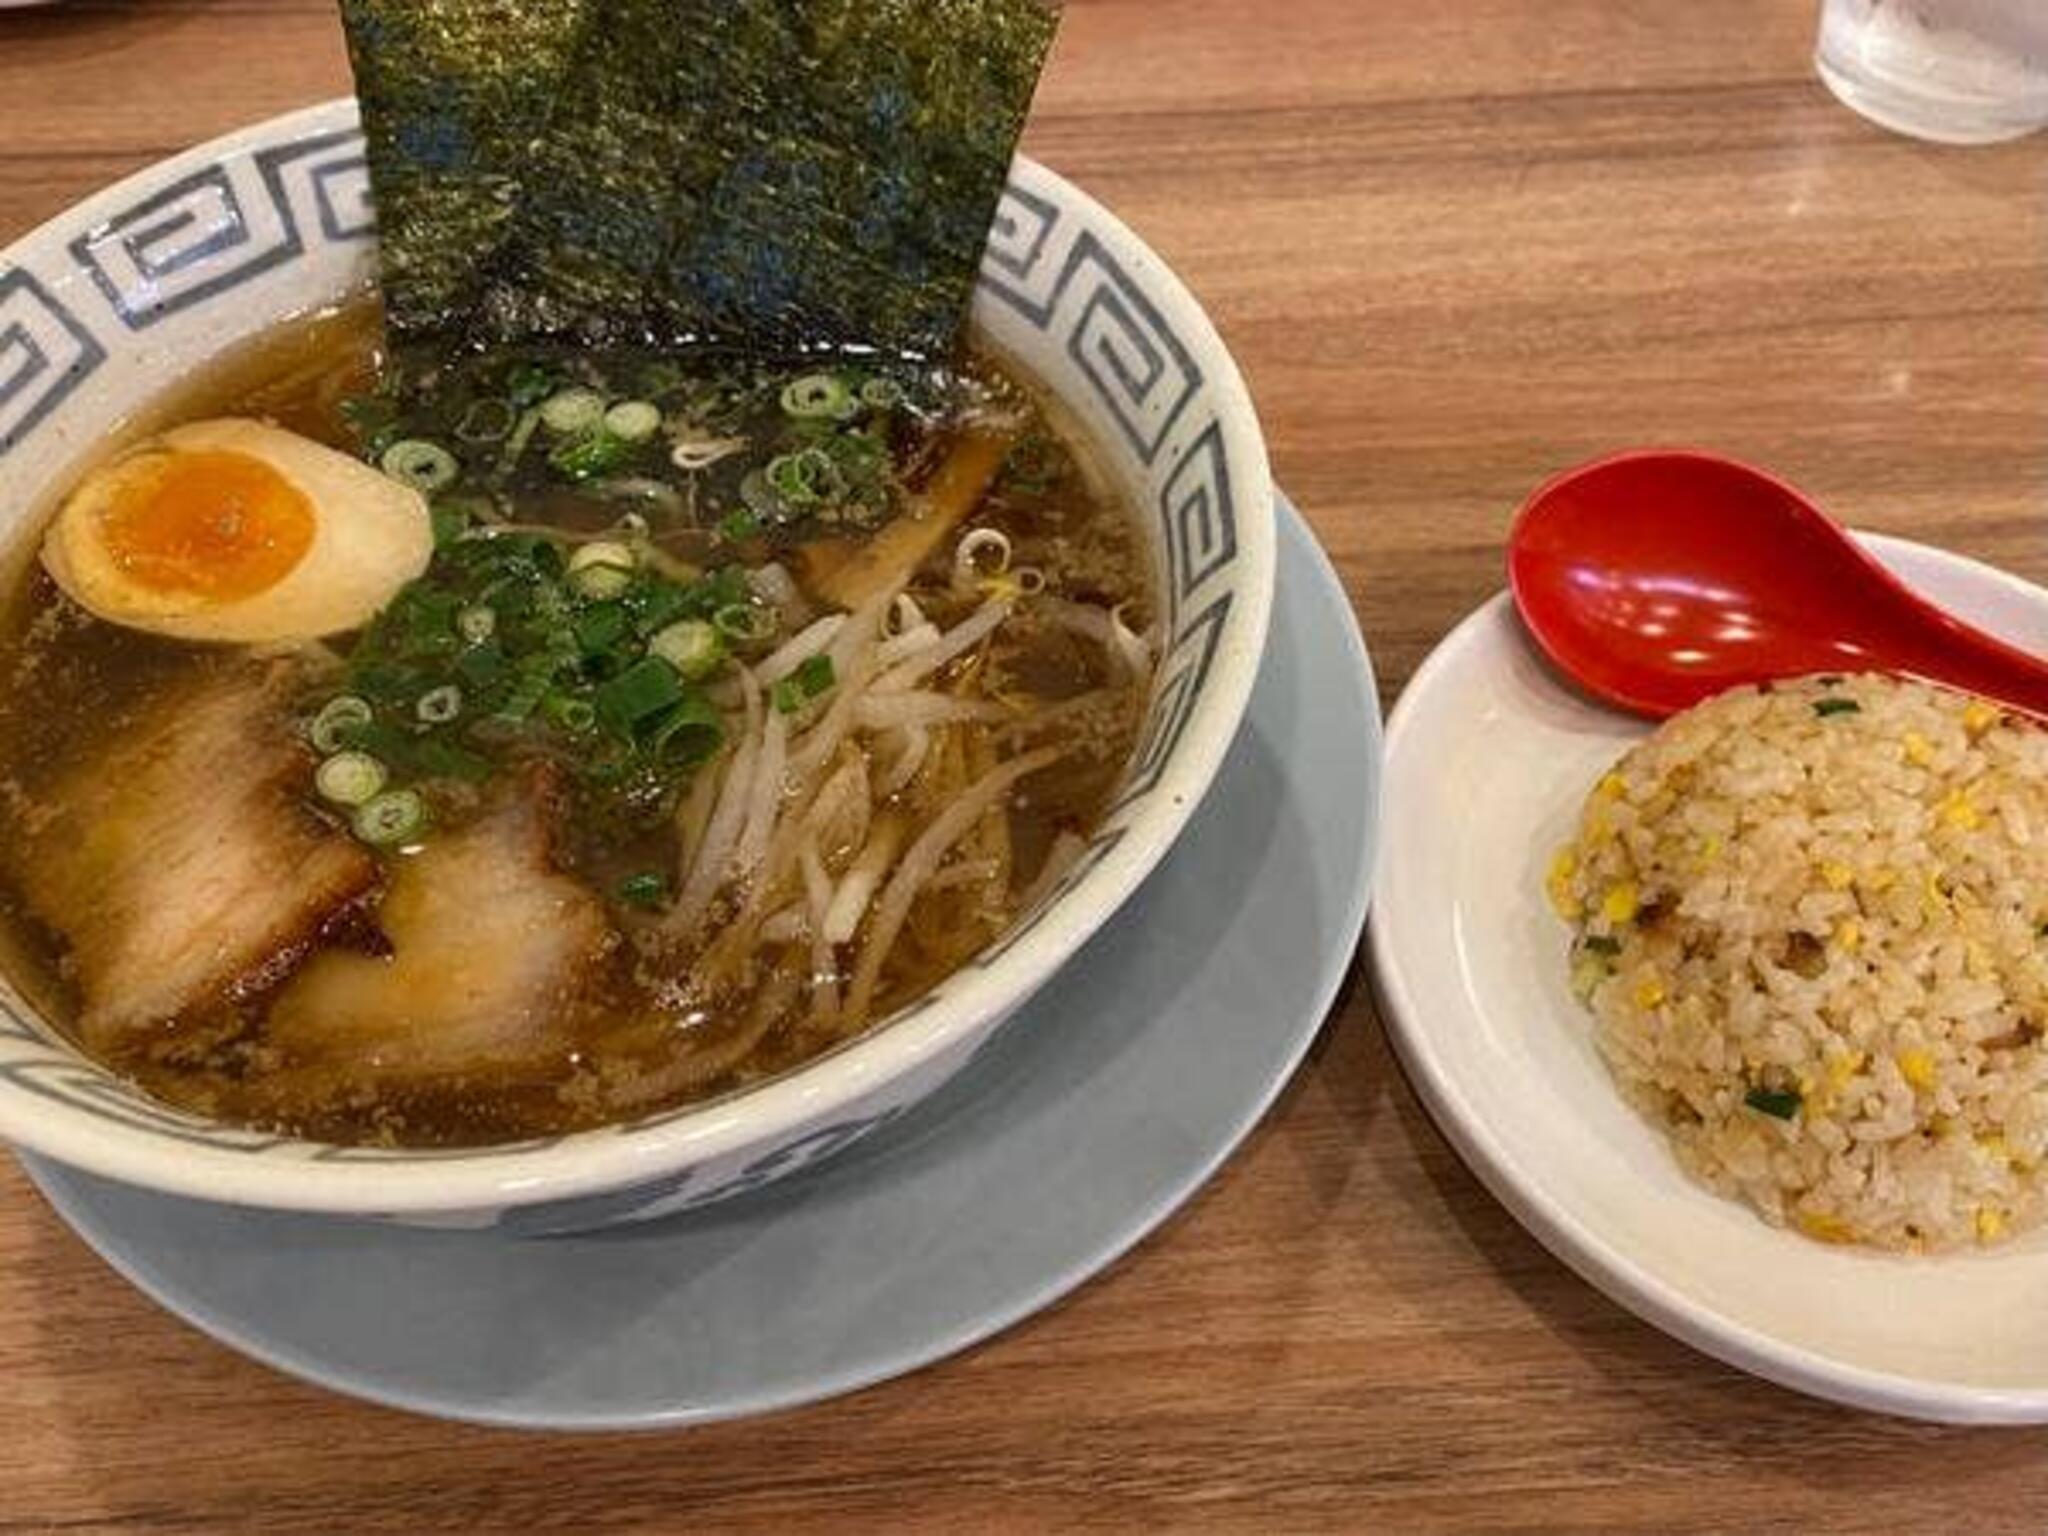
17 492 1380 1429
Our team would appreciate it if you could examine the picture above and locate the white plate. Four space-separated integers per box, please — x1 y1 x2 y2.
1372 532 2048 1425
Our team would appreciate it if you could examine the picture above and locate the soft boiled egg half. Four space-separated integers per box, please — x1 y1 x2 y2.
41 417 431 643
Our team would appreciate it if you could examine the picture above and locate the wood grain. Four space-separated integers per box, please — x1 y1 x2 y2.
2 1 2046 1529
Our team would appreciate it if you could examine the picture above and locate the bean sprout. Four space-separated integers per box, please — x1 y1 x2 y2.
875 622 941 669
952 527 1012 596
760 907 806 945
888 594 926 638
877 726 931 797
874 601 1013 694
856 692 1009 730
757 614 847 686
671 432 748 472
751 562 802 615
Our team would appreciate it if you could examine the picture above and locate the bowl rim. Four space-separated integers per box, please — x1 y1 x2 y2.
0 98 1275 1213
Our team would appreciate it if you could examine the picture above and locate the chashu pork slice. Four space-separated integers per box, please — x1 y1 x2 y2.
264 769 614 1082
14 663 380 1056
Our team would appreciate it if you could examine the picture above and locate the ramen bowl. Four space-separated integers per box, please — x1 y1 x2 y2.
0 100 1273 1230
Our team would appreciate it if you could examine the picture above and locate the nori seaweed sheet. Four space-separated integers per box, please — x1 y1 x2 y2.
338 0 587 338
340 0 1058 361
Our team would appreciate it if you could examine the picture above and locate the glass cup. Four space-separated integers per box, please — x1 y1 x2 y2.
1815 0 2048 143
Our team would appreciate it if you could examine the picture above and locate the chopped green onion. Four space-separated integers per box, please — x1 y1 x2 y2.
574 601 630 655
456 398 517 443
1814 698 1861 717
567 540 637 599
591 553 646 599
622 588 685 643
796 446 839 489
794 652 835 696
695 566 753 613
1744 1086 1802 1120
379 439 460 494
772 653 836 714
352 788 426 847
649 618 724 680
495 668 551 725
414 737 492 783
429 502 471 548
765 452 816 505
546 694 599 734
309 695 374 754
1002 436 1063 495
765 446 846 509
713 602 776 643
455 645 508 690
456 604 497 644
780 372 856 420
540 386 606 435
436 489 502 528
506 363 554 407
603 400 662 442
415 684 464 724
549 430 633 482
314 750 387 808
498 405 543 475
340 392 400 455
595 656 685 734
739 468 786 524
615 870 670 909
859 376 903 410
717 507 761 542
648 689 723 761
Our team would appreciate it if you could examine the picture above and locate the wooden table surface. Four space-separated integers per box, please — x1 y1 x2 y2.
2 1 2045 1530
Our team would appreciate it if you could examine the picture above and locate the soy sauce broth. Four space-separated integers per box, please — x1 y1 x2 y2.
0 304 1157 1146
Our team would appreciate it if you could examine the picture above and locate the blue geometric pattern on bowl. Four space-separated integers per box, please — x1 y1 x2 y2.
0 108 1258 1213
69 130 371 331
0 266 108 456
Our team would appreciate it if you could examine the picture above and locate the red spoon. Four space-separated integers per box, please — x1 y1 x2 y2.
1507 448 2048 720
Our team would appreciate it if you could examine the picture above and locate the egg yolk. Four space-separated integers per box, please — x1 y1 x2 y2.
99 448 314 602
